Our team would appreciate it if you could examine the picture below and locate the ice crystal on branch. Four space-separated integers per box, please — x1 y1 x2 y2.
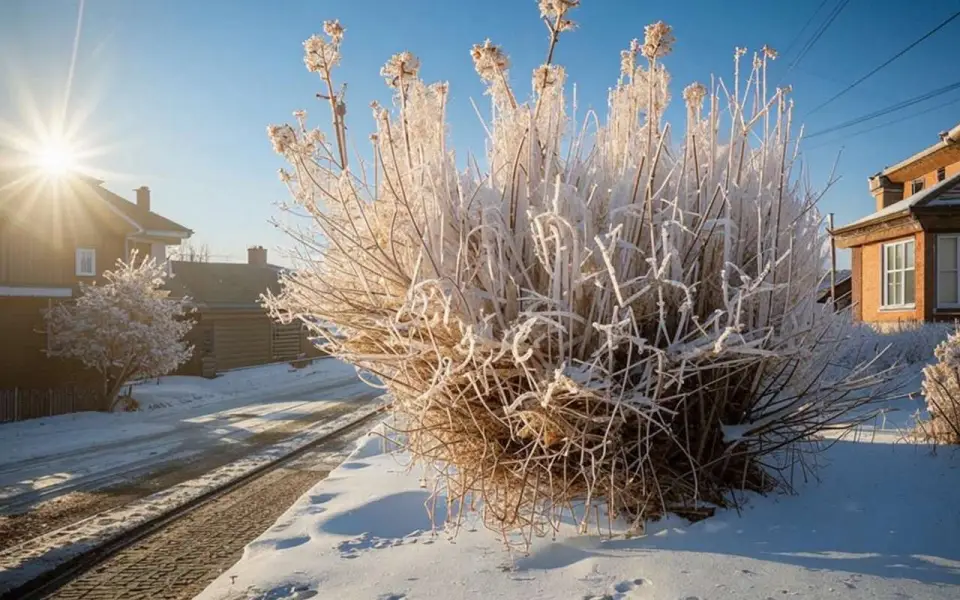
46 256 193 410
471 39 510 81
641 21 674 59
381 51 421 88
264 3 895 547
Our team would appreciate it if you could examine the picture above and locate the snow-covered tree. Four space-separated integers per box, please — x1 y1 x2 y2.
46 255 194 410
263 3 897 543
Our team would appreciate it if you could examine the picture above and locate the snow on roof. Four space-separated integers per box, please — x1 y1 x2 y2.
839 171 960 230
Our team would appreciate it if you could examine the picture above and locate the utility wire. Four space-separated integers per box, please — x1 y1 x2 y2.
775 0 850 89
805 94 960 150
806 80 960 138
779 0 831 62
788 0 850 71
807 10 960 116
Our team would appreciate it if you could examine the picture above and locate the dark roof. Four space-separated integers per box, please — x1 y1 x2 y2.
835 171 960 233
167 261 281 310
817 272 853 304
93 186 191 234
817 270 851 295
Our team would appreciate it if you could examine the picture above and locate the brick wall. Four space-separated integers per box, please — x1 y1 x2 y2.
908 159 960 192
859 232 925 324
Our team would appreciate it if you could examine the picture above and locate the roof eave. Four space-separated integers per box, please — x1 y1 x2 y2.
877 123 960 182
830 210 910 237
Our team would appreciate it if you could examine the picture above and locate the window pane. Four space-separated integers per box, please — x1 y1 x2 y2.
896 244 904 270
939 271 959 305
939 237 958 271
886 245 894 272
905 241 915 268
905 269 915 304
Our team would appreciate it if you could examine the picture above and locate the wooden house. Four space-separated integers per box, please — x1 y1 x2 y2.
0 172 191 390
168 247 317 377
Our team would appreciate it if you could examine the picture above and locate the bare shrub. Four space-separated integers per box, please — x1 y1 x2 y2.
920 330 960 444
264 3 895 544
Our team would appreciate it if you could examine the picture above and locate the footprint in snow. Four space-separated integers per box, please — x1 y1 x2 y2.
377 595 406 600
589 577 649 600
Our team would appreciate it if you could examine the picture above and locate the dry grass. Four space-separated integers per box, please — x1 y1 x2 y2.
263 2 897 546
920 330 960 445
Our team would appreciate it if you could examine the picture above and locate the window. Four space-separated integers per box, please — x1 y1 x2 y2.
882 239 915 308
938 167 947 182
911 179 925 195
938 235 960 307
75 248 96 276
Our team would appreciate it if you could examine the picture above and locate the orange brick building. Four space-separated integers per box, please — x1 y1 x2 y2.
832 123 960 324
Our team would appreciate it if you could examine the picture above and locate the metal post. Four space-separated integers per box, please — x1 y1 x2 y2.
827 213 837 305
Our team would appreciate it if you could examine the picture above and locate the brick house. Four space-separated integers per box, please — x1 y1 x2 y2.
0 172 191 389
832 123 960 324
167 246 320 377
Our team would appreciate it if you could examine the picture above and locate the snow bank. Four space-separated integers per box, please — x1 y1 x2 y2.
0 360 361 466
130 358 359 410
197 422 960 600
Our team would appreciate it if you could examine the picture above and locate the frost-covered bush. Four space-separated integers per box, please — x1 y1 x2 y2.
921 330 960 444
265 2 893 542
833 319 951 373
46 256 193 410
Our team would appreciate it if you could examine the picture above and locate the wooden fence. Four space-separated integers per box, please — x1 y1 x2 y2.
0 387 104 423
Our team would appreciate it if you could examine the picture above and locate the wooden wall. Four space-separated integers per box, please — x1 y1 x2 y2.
0 187 129 288
0 298 98 390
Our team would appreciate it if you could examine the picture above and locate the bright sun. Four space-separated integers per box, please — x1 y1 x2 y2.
34 142 77 175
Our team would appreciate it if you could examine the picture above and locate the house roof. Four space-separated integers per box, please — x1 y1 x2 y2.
0 168 191 237
92 185 192 236
167 261 282 310
874 122 960 182
817 270 851 295
834 170 960 233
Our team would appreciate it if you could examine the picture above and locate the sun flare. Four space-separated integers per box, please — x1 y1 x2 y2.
34 142 77 176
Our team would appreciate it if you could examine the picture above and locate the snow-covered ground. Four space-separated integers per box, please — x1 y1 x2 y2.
198 386 960 600
0 359 373 514
0 399 386 595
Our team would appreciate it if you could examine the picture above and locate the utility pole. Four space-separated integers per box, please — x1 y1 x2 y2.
827 213 837 305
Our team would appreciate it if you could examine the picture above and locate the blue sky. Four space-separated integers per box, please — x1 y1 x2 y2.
2 0 958 268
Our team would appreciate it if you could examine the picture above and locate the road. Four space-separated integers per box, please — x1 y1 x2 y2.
0 360 373 550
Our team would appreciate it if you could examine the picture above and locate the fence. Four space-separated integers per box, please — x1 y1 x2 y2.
0 387 104 423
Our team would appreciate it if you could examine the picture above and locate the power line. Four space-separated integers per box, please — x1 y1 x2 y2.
805 94 960 150
788 0 850 71
806 80 960 138
806 10 960 116
779 0 831 62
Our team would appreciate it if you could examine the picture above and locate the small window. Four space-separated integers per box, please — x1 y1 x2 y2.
937 167 947 182
75 248 96 276
882 239 915 308
911 179 925 195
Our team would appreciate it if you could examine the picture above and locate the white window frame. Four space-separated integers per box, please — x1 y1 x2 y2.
937 167 947 182
881 238 915 310
75 248 97 276
911 179 925 195
937 234 960 309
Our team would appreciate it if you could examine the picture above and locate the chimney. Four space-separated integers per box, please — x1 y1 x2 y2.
248 245 267 266
135 186 151 212
868 174 903 212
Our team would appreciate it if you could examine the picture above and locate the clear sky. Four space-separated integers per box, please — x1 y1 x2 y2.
2 0 959 268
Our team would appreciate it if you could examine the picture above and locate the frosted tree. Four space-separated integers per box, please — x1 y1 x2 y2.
264 1 897 544
46 255 194 410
